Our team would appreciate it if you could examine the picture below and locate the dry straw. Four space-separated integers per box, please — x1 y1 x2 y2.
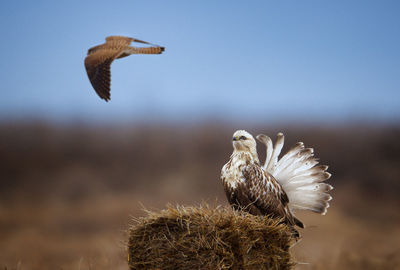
127 204 295 270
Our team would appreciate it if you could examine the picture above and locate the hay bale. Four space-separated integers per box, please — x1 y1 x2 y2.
127 204 294 270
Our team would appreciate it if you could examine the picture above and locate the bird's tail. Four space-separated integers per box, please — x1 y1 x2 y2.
128 46 165 55
256 133 333 215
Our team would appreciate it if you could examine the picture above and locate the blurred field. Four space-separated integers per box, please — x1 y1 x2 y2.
1 122 399 269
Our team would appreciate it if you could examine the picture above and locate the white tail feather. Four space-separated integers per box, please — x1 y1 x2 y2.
256 133 332 215
257 134 273 169
267 133 284 172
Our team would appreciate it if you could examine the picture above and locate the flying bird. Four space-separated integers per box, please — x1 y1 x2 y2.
84 36 165 101
221 130 332 237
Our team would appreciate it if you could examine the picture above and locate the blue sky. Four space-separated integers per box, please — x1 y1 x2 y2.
0 0 399 123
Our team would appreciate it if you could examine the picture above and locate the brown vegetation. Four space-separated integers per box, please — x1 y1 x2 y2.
128 204 293 270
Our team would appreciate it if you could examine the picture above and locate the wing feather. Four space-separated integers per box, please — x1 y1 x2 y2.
84 35 164 101
242 164 289 220
84 52 118 101
243 164 304 228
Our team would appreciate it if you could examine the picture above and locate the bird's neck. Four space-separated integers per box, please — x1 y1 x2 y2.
231 150 260 165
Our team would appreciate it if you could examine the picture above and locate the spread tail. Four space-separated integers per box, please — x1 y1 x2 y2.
257 133 333 215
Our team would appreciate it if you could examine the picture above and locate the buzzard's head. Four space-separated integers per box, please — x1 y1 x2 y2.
232 130 257 154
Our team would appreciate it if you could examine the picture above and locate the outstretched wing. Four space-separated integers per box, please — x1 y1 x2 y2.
84 51 116 101
106 36 161 47
105 36 134 44
84 37 133 101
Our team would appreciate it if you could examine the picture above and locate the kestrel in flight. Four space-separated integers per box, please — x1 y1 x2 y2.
84 36 165 101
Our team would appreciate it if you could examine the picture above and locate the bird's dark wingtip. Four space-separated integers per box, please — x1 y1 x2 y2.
99 94 111 102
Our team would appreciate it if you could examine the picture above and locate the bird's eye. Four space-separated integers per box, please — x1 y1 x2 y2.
239 136 247 140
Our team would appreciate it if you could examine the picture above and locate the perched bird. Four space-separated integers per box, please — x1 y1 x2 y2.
84 36 165 101
220 130 332 237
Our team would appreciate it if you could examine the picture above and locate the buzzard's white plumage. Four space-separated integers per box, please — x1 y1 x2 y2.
220 130 332 237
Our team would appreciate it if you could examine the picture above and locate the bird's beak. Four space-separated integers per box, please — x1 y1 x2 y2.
232 136 239 141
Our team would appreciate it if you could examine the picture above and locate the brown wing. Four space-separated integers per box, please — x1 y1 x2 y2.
84 37 134 101
84 50 119 101
105 36 134 44
242 164 296 224
87 36 133 56
222 179 263 216
106 35 164 47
